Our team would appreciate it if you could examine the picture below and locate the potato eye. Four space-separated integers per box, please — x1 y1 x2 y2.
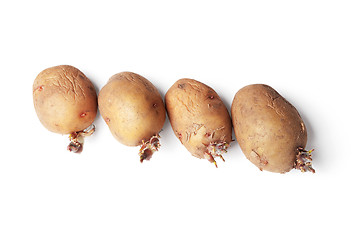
178 83 185 89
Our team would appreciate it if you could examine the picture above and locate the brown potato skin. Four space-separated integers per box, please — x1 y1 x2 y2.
165 78 232 159
231 84 307 173
33 65 98 134
98 72 166 146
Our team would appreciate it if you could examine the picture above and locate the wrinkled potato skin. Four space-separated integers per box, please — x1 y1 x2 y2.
165 78 232 159
98 72 166 146
231 84 307 173
33 65 98 134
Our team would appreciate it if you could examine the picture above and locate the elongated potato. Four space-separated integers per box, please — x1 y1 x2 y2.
33 65 97 153
165 78 232 167
98 72 166 162
231 84 314 173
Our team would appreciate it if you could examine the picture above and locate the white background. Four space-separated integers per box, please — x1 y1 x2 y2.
1 0 359 239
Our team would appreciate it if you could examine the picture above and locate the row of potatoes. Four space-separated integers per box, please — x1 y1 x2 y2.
33 65 314 174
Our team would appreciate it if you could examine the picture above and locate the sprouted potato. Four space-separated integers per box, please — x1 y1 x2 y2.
165 78 232 167
231 84 315 173
33 65 97 153
98 72 166 162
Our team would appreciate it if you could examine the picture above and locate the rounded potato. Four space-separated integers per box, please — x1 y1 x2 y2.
165 78 232 167
231 84 314 173
33 65 97 134
33 65 97 153
98 72 166 161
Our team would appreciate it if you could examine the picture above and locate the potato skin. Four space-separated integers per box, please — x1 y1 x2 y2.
98 72 166 146
33 65 98 134
165 78 232 160
231 84 307 173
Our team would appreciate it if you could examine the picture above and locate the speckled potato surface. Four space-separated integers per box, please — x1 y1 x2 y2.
98 72 166 147
33 65 98 134
231 84 308 173
165 78 232 164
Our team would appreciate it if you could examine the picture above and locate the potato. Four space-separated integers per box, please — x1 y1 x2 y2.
231 84 314 173
165 78 232 167
98 72 166 162
33 65 98 153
